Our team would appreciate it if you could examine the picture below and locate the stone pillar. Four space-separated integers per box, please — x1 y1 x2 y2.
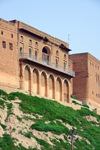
60 81 63 101
30 71 33 95
62 81 64 101
46 76 49 98
38 71 41 95
19 61 24 90
53 79 56 99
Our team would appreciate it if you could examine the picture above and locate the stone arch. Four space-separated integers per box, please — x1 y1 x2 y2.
48 74 55 99
24 64 32 72
41 71 47 97
63 79 69 102
33 68 39 94
56 77 62 101
24 65 31 92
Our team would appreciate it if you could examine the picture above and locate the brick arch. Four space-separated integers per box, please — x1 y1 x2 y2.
63 79 69 102
24 65 31 92
56 77 62 101
48 74 55 99
41 71 47 97
42 46 51 54
33 68 39 94
40 70 48 78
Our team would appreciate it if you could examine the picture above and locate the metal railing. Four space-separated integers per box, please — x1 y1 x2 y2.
19 53 75 77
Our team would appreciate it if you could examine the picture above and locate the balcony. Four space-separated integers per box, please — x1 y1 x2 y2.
19 53 75 77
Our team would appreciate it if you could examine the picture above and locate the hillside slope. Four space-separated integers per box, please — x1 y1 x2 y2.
0 89 100 150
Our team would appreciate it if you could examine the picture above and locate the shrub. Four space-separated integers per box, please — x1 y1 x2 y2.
72 100 81 105
30 121 70 135
0 99 5 109
71 95 76 99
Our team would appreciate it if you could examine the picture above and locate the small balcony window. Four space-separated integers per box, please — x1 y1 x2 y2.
56 50 59 56
11 34 13 38
20 47 22 56
35 50 37 60
64 54 66 60
20 36 23 42
64 62 66 71
29 39 32 45
35 42 38 46
56 59 58 68
29 48 31 58
2 41 6 48
1 31 3 35
9 43 13 50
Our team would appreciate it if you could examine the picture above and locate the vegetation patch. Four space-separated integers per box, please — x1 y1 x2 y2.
0 89 100 150
30 121 70 135
0 99 5 109
5 103 13 121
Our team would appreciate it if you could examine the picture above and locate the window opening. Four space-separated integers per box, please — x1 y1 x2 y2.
64 62 66 71
11 34 13 38
1 31 3 35
20 47 22 56
29 48 31 58
56 59 58 68
2 41 6 48
9 43 13 50
35 50 37 60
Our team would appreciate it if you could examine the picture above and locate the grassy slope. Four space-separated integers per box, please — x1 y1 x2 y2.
0 89 100 150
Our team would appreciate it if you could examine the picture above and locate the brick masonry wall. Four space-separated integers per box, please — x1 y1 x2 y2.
0 19 19 88
70 53 100 108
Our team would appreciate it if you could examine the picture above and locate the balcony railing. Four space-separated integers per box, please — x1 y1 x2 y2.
19 53 75 77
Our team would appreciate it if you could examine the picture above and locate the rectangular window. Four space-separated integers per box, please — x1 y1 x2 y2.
64 62 66 71
35 50 37 60
9 43 13 50
29 48 31 58
2 41 6 48
11 34 13 38
56 59 58 68
1 31 3 35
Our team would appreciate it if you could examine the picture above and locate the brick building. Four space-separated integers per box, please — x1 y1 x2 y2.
0 18 75 103
70 53 100 108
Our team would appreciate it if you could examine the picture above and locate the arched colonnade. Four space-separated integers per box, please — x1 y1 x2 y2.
22 64 70 102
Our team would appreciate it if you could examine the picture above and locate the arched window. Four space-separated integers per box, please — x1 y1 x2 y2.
35 42 38 47
56 59 58 68
35 50 37 60
42 47 50 64
29 39 32 45
20 47 22 56
29 48 31 58
2 41 6 48
56 51 59 56
64 62 66 71
64 54 66 60
20 36 23 42
42 47 48 54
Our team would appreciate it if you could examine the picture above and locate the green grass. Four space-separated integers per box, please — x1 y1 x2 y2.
5 103 13 121
0 99 5 109
0 89 100 150
30 121 70 135
0 123 6 130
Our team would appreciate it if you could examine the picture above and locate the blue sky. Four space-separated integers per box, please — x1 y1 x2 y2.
0 0 100 60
